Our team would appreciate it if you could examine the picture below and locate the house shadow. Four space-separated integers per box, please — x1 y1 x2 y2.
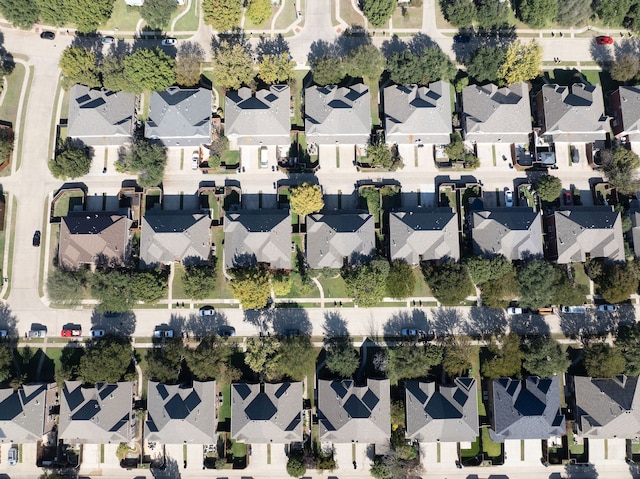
151 455 181 479
90 309 136 337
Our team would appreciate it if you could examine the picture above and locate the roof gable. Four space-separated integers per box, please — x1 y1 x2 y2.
471 208 543 260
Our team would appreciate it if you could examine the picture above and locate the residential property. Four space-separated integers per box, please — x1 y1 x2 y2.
461 82 532 144
306 211 375 269
317 379 390 445
139 211 211 268
145 87 212 147
58 381 134 444
383 81 452 145
231 382 303 443
0 384 48 443
225 86 291 148
610 86 640 150
534 83 608 143
405 378 479 443
550 206 624 263
145 381 216 444
58 212 132 270
573 375 640 439
67 85 136 146
489 376 565 443
471 208 544 260
224 210 291 270
305 84 371 145
631 208 640 257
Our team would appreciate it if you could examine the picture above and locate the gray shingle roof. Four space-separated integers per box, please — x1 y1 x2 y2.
306 211 375 269
539 84 608 142
305 84 371 145
472 208 543 260
631 210 640 257
405 378 479 443
145 87 212 147
462 82 532 144
490 376 565 442
574 375 640 439
231 382 303 443
145 381 216 444
554 207 624 263
67 85 136 146
612 86 640 141
140 212 211 268
383 81 452 145
225 86 291 146
58 381 134 444
389 208 460 263
224 210 291 270
0 384 47 443
59 212 132 269
318 379 390 445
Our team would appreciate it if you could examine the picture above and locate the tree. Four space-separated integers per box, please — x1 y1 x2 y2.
343 259 389 307
47 269 87 305
518 0 557 28
481 268 518 308
146 339 185 382
312 56 345 86
90 269 137 313
49 145 91 179
271 272 292 296
370 457 392 479
140 0 176 29
551 266 588 306
59 47 100 90
246 0 271 24
366 142 404 170
244 336 280 379
595 0 631 26
442 0 475 26
132 270 168 303
287 455 306 478
481 333 524 378
475 0 511 29
289 183 324 217
555 0 591 26
0 0 39 29
115 140 167 188
182 265 216 300
36 0 67 26
203 0 242 30
534 174 562 202
422 262 474 306
272 336 316 381
345 43 385 81
0 344 12 382
584 343 625 377
38 473 63 479
517 259 556 310
442 335 473 377
229 267 271 309
78 338 132 384
187 336 241 383
616 323 640 375
602 147 640 195
610 54 640 82
0 127 13 164
497 41 542 86
176 46 205 87
465 255 513 285
100 54 129 92
465 46 506 83
66 0 115 33
124 48 176 93
387 48 456 86
523 337 570 377
211 42 255 90
362 0 395 26
600 262 639 304
387 345 443 384
258 53 294 84
326 341 360 378
386 260 415 299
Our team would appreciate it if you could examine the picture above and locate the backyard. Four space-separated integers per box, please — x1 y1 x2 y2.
52 190 84 218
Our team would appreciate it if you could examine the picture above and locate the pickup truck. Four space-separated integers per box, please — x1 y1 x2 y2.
561 305 586 314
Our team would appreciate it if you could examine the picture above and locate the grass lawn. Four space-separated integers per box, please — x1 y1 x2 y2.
281 271 321 298
101 1 142 31
244 5 279 30
391 5 423 29
274 0 298 30
339 0 364 27
53 191 84 217
1 63 25 126
481 426 501 457
172 264 187 300
292 70 307 127
568 429 584 455
212 227 234 299
460 436 481 459
218 383 231 425
231 439 246 457
315 272 348 298
411 266 431 297
305 348 321 407
222 150 239 167
367 78 380 127
172 0 199 31
573 263 591 291
45 347 63 378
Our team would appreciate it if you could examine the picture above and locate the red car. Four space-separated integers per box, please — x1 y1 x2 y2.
61 328 81 337
596 36 614 45
563 192 573 205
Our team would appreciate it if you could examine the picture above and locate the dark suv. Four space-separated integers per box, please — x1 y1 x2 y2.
40 31 55 40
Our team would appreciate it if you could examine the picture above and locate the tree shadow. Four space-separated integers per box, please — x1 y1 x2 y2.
0 302 18 338
380 34 407 58
590 39 615 68
211 28 250 52
185 309 230 337
151 455 181 479
559 308 627 339
90 309 136 337
464 307 507 339
308 39 340 63
429 307 463 337
382 308 431 338
509 313 550 337
243 307 312 335
613 37 640 57
177 40 205 58
323 311 350 338
255 34 290 59
167 313 187 336
565 462 598 478
407 33 438 54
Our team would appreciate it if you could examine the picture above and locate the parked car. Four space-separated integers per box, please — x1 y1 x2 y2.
505 190 514 207
40 31 55 40
33 230 41 247
101 36 115 44
282 329 300 337
453 34 471 43
154 329 174 338
401 328 425 338
561 305 586 313
563 192 572 205
191 151 199 170
161 38 177 46
598 304 617 312
571 147 580 163
218 326 236 337
199 306 215 316
90 329 106 337
28 329 46 338
506 307 523 315
596 36 614 45
260 145 269 168
8 447 17 465
61 328 81 337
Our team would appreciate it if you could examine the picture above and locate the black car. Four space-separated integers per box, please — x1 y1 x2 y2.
32 230 41 247
453 34 471 43
40 31 55 40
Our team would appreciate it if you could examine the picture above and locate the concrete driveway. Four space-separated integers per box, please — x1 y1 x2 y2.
504 439 522 464
334 443 353 470
241 146 259 171
319 144 337 170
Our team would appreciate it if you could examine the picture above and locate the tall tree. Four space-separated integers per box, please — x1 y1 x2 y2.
49 145 91 179
115 140 167 188
611 54 640 83
497 41 542 86
517 259 556 310
523 337 570 377
584 343 625 377
555 0 591 26
422 262 474 306
36 0 67 26
600 262 639 304
386 260 415 299
90 269 137 313
442 0 475 26
258 53 294 84
146 339 185 382
387 345 443 384
246 0 271 25
59 47 101 90
362 0 395 26
312 56 345 86
78 338 132 384
187 336 240 383
245 337 280 379
211 41 254 90
100 54 129 92
345 43 385 81
132 270 168 303
465 255 513 286
0 344 12 382
203 0 242 31
124 48 176 93
518 0 557 28
182 265 216 300
343 259 390 307
387 48 455 85
229 266 271 309
465 46 507 83
616 323 640 375
442 335 473 377
66 0 115 33
272 336 316 381
176 44 205 87
595 0 632 26
326 341 360 378
47 269 87 305
481 333 524 378
140 0 176 30
290 183 324 217
534 174 562 202
0 0 39 29
475 0 511 29
602 147 640 194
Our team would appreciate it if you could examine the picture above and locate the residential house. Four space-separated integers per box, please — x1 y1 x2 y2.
145 381 216 444
305 84 371 145
405 378 479 443
67 85 136 146
461 82 532 144
471 208 543 260
139 211 211 268
389 208 460 263
534 83 608 144
383 81 452 145
231 382 303 443
489 376 565 443
224 210 291 270
317 379 390 445
0 384 48 443
58 212 132 270
573 375 640 439
224 86 291 148
58 382 134 444
631 208 640 257
610 86 640 151
306 211 375 269
550 206 624 263
145 87 212 147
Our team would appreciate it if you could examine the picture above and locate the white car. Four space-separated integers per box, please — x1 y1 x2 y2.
90 329 106 337
191 151 199 170
153 329 174 338
260 145 269 168
199 306 215 316
598 304 617 312
102 36 115 44
505 190 514 207
162 38 177 46
8 447 17 465
506 307 523 315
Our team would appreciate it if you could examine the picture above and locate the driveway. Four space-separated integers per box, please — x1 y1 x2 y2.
524 439 542 465
186 443 203 470
606 438 627 463
334 443 353 470
241 146 259 171
504 439 522 464
81 443 100 469
319 144 337 170
589 437 606 463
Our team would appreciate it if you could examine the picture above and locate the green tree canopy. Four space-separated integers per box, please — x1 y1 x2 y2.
258 53 294 84
90 269 137 313
182 265 216 300
312 56 345 86
49 145 91 179
550 265 588 307
365 142 404 170
497 40 542 86
517 0 557 27
0 127 13 163
362 0 395 26
602 147 640 195
289 183 324 217
442 0 475 25
325 341 360 378
343 259 390 307
386 260 416 299
481 268 518 308
176 46 205 87
146 339 185 382
124 48 176 93
616 323 640 375
244 336 281 379
475 0 511 29
47 269 87 305
534 174 562 202
465 255 513 285
287 455 307 478
229 266 271 309
271 336 316 381
600 262 639 304
555 0 590 25
115 140 167 188
246 0 271 24
132 270 168 304
523 336 570 377
0 344 12 382
584 343 626 377
140 0 176 29
100 54 129 92
517 259 556 310
211 42 255 90
387 48 456 85
442 335 473 377
422 262 474 305
36 0 66 26
595 0 632 26
66 0 115 33
187 336 241 383
0 0 39 29
387 345 443 384
78 338 132 384
481 333 524 378
610 54 640 82
203 0 241 30
465 46 506 83
59 46 101 90
345 44 385 80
